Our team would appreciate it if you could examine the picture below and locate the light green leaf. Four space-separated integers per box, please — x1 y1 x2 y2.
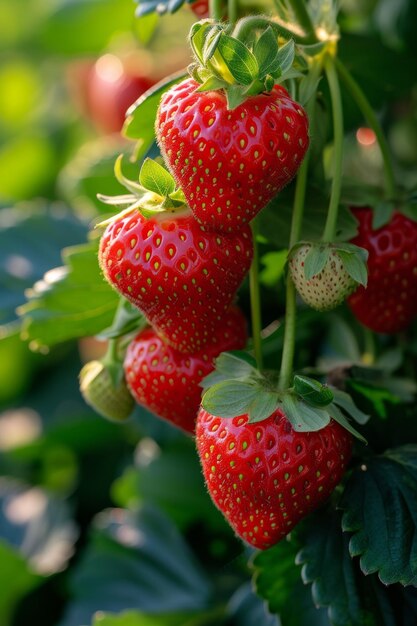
327 403 367 443
282 395 330 432
248 392 280 423
139 158 175 197
276 39 295 74
331 389 369 425
337 250 368 286
303 245 331 280
217 35 259 85
253 27 279 77
260 250 288 286
341 445 417 586
294 375 334 407
201 380 258 418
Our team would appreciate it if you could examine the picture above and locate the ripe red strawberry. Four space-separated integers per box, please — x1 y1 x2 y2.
196 408 352 549
348 207 417 333
156 78 309 232
99 208 253 353
189 0 209 17
124 307 247 434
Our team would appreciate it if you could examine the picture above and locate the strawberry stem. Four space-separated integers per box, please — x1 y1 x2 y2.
322 55 344 243
287 0 318 43
249 220 264 371
232 16 316 45
335 57 397 200
227 0 237 25
209 0 223 20
279 59 321 391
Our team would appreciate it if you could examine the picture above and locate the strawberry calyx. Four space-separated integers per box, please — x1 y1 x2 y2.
188 19 301 109
200 351 368 441
288 240 368 287
97 155 189 226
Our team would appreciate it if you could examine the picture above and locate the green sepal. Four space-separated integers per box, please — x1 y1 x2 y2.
282 394 331 432
253 26 279 77
202 28 223 64
331 388 370 425
372 201 395 229
196 75 228 92
189 20 219 65
303 244 331 280
247 392 281 423
201 380 259 417
275 39 295 76
200 351 258 389
96 193 138 207
225 85 248 110
139 158 175 198
328 403 367 443
293 374 334 407
114 154 144 196
334 244 368 286
216 34 259 85
98 298 147 340
299 72 321 106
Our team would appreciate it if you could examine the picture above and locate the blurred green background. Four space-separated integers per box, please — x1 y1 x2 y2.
1 0 417 625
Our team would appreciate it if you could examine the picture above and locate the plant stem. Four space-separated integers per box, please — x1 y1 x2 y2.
227 0 238 25
322 55 344 243
232 15 315 45
249 220 264 371
278 62 321 391
335 57 397 199
287 0 318 42
362 327 376 366
209 0 223 20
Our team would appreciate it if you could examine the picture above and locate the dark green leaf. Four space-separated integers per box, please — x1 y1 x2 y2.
331 389 369 425
0 543 41 624
254 27 279 77
248 391 280 423
216 35 259 85
327 403 367 443
92 611 201 626
294 375 334 407
201 380 258 418
139 158 175 197
282 395 330 432
228 582 280 626
372 202 395 229
303 245 331 280
19 241 119 350
297 509 381 626
337 250 368 286
341 445 417 586
59 506 211 626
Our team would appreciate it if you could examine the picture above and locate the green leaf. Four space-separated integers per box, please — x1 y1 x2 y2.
228 582 280 626
337 250 368 286
276 39 295 75
200 351 258 389
124 71 186 161
372 201 395 229
303 245 331 280
260 250 288 286
341 445 417 586
19 241 119 350
282 395 330 432
133 12 159 44
297 509 383 626
248 391 280 423
139 158 175 197
201 380 258 418
98 298 146 340
331 389 369 425
294 375 334 407
253 27 279 77
216 35 259 85
327 403 367 443
92 611 200 626
60 506 211 626
0 542 41 624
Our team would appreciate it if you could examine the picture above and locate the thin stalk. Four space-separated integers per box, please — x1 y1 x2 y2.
232 15 316 45
322 55 344 243
227 0 238 25
362 327 376 366
287 0 318 42
335 57 397 199
278 62 321 391
249 220 264 371
209 0 223 20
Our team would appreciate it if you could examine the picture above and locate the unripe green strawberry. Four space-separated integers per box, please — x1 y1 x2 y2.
289 243 363 311
79 360 134 422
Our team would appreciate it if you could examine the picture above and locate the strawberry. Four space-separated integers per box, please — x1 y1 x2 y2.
156 77 309 232
79 360 134 422
289 243 363 311
348 207 417 333
124 306 247 434
189 0 209 18
196 408 352 549
99 207 252 353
